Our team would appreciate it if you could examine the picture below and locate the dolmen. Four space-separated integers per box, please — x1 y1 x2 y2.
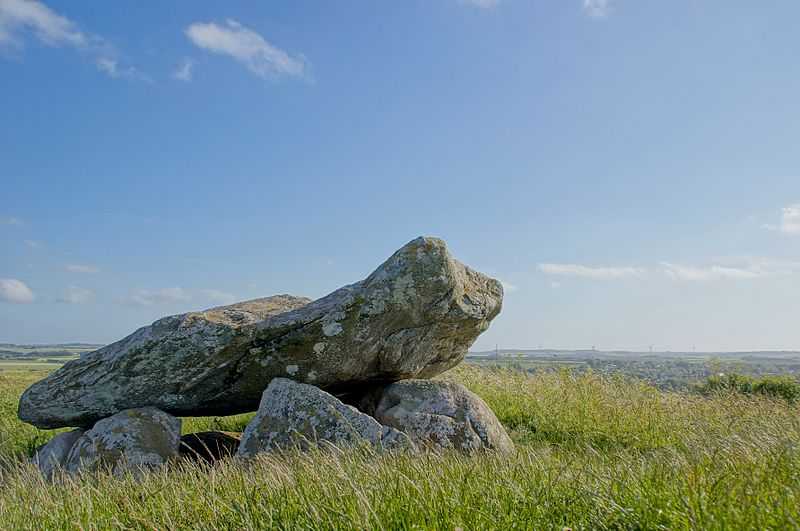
22 237 512 477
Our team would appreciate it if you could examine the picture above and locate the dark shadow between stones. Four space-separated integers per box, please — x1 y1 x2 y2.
179 431 241 464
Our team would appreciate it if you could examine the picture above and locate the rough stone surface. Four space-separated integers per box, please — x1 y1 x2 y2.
19 295 310 429
238 378 413 456
19 237 503 429
32 429 85 479
372 380 514 453
64 407 181 476
180 431 241 463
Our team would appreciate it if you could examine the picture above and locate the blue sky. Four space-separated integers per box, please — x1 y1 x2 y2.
2 0 799 351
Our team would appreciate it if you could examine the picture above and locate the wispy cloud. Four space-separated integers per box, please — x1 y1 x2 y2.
0 278 34 303
1 216 23 226
660 263 761 281
0 0 86 48
123 287 237 307
66 263 99 274
460 0 499 8
125 287 191 306
763 203 800 235
660 258 800 281
24 239 42 249
583 0 611 18
198 289 237 305
0 0 146 81
58 285 93 304
95 57 151 83
497 279 518 293
185 19 307 80
538 263 646 279
172 58 194 82
538 257 800 282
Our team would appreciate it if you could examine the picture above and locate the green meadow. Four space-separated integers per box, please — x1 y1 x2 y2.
1 366 799 530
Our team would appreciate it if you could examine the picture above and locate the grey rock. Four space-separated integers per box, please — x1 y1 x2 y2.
19 237 503 429
64 407 181 476
32 429 85 479
372 380 514 453
238 378 413 456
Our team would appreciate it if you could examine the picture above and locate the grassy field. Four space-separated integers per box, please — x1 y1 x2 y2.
0 359 74 372
1 366 799 529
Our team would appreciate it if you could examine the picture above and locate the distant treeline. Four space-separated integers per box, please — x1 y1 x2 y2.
697 373 800 404
0 343 102 350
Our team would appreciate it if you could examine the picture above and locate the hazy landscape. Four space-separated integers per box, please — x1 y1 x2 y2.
469 349 800 390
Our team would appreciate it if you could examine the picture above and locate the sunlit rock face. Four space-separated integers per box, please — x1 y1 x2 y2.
370 380 514 454
64 407 181 477
238 378 412 456
18 237 503 429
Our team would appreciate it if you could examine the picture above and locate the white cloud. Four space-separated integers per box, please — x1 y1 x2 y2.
0 0 86 48
748 258 800 276
538 263 646 279
95 57 151 82
66 263 99 274
660 258 800 281
126 287 191 306
763 203 800 235
1 216 23 226
0 278 34 303
199 289 237 305
124 287 241 306
660 263 761 281
0 0 146 81
58 285 93 304
460 0 499 8
24 239 42 249
583 0 611 18
185 19 307 79
173 58 194 81
540 256 800 283
497 279 518 293
550 281 561 289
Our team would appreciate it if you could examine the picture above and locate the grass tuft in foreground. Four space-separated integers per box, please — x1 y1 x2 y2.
1 366 799 529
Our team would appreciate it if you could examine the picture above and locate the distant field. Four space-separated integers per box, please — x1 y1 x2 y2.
0 359 74 372
1 365 799 529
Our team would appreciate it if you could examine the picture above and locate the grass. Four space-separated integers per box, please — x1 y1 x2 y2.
1 366 800 529
697 372 800 404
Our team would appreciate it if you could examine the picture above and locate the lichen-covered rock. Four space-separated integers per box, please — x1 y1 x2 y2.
32 429 85 479
64 407 181 476
18 295 311 429
372 380 514 453
19 237 503 429
238 378 413 456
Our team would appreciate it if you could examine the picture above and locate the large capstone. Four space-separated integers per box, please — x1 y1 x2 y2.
64 407 181 476
371 380 514 453
238 378 412 456
19 237 503 429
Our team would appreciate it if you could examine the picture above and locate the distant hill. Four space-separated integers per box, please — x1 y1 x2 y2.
468 349 800 360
